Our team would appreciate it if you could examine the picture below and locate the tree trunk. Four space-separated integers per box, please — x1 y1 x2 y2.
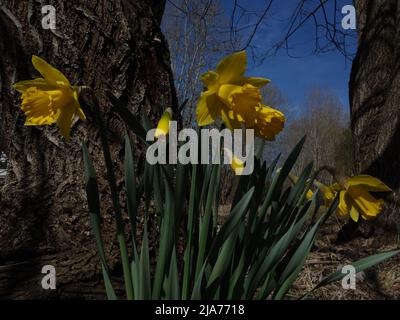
350 0 400 227
0 0 177 299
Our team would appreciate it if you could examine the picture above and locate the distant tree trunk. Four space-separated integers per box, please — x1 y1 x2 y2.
350 0 400 228
0 0 177 299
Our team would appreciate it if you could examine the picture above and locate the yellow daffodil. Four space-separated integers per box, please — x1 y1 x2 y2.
154 108 172 138
223 147 245 175
196 51 285 140
13 55 85 140
331 175 391 222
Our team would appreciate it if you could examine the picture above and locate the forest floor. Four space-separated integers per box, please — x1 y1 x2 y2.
289 217 400 300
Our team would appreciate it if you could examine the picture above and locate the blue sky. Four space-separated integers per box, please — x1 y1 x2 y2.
220 0 357 113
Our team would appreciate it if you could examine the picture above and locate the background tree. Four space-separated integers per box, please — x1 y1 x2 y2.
350 0 400 228
0 151 6 185
0 0 177 299
270 87 352 182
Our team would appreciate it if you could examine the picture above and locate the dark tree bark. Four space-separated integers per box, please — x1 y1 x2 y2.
350 0 400 227
0 0 177 299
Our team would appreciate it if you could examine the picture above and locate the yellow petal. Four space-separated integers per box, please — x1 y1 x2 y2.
14 78 55 93
346 175 391 192
196 92 224 126
25 114 58 126
32 55 71 87
220 109 241 131
216 51 247 84
217 84 243 104
337 191 349 216
243 77 271 88
306 190 314 200
73 90 86 121
154 108 172 138
56 104 76 140
349 206 359 222
347 186 384 219
76 107 86 121
200 71 219 91
330 183 343 192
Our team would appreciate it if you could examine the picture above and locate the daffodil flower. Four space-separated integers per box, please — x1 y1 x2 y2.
154 108 172 138
196 51 285 140
14 55 86 140
331 175 391 222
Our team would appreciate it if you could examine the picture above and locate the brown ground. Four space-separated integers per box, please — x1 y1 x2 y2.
289 217 400 300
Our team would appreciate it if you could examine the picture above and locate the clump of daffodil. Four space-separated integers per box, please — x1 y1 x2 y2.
196 51 285 141
13 55 86 140
154 108 172 138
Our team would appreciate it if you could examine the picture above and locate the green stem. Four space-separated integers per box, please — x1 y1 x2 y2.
80 87 134 300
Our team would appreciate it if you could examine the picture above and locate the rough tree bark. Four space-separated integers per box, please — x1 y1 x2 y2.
350 0 400 228
0 0 177 299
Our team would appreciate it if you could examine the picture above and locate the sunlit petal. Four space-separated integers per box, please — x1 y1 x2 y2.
14 78 56 93
346 175 391 192
196 92 224 126
216 51 247 84
32 55 71 86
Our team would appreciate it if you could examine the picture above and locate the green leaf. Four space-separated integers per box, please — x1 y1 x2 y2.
101 264 117 300
166 247 180 299
107 91 147 143
82 143 116 300
258 137 306 222
124 135 138 242
92 101 134 300
208 187 255 258
131 243 141 299
139 221 151 299
206 232 238 289
182 164 200 299
152 169 176 299
195 164 220 278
